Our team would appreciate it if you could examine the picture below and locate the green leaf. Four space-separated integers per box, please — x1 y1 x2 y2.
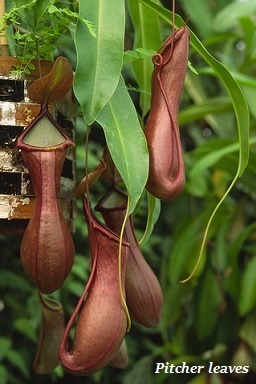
123 355 154 384
184 71 223 133
162 282 193 327
194 266 222 339
15 0 51 31
123 48 156 65
168 217 207 283
0 338 12 362
225 222 256 301
180 0 213 37
69 255 89 281
0 270 31 292
190 139 242 179
64 280 84 298
179 97 232 125
187 374 209 384
239 256 256 316
190 145 256 204
96 77 149 213
13 317 37 343
74 0 125 124
189 138 256 199
242 85 256 119
139 192 160 244
213 0 256 32
198 66 256 88
239 310 256 354
239 16 255 57
48 4 59 14
58 7 96 38
127 0 162 117
6 350 29 378
0 365 8 384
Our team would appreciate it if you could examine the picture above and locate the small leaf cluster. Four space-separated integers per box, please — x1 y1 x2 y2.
0 0 95 75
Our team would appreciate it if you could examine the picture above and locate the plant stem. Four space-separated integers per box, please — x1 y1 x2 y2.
0 0 9 56
36 38 42 77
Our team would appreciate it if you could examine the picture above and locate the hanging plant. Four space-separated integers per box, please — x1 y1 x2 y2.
144 25 190 200
33 293 65 374
0 0 253 381
59 193 129 376
95 186 163 328
15 57 75 294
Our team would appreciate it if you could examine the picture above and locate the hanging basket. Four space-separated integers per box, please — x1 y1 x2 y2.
0 58 75 234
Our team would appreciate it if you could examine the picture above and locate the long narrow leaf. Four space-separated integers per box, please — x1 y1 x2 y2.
96 77 149 213
179 96 232 125
139 192 161 244
74 0 125 124
213 0 256 32
190 140 247 179
127 0 162 117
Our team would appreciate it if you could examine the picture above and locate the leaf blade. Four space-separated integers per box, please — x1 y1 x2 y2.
239 256 256 316
127 0 162 117
139 192 161 244
96 77 149 213
74 0 125 124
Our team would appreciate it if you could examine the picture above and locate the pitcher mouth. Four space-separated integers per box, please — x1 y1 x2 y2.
15 104 74 152
95 186 128 213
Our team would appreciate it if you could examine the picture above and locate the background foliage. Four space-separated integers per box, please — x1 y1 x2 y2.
1 0 256 383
